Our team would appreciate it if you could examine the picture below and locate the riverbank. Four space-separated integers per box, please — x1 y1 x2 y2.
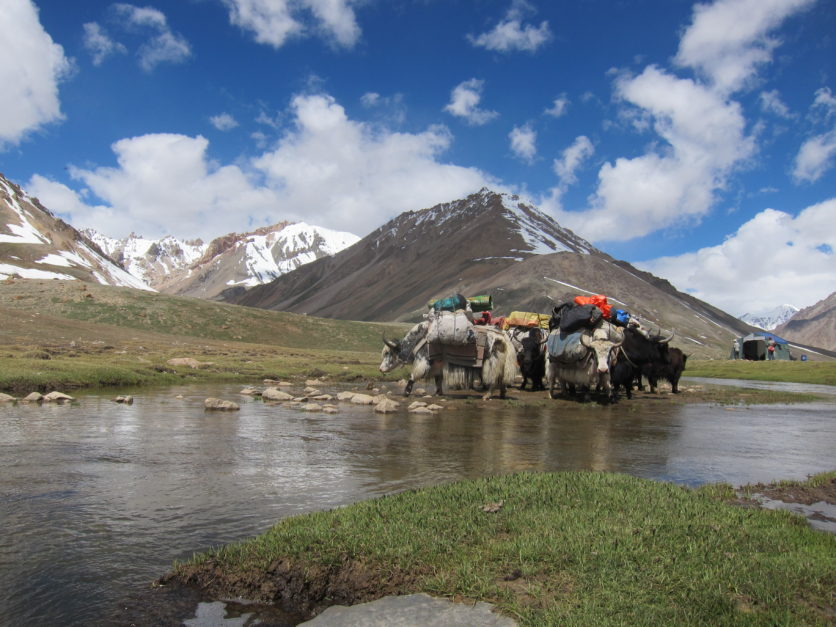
161 470 835 626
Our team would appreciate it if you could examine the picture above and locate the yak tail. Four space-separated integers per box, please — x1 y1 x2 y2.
481 331 518 387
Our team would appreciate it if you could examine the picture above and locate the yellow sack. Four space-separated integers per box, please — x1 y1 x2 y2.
503 311 549 330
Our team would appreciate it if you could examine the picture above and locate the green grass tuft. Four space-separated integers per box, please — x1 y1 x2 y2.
174 471 836 625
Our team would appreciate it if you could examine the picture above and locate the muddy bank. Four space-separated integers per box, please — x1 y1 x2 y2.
749 476 836 505
155 558 423 623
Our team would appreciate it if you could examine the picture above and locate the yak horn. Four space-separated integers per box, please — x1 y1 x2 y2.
660 330 675 344
382 333 399 350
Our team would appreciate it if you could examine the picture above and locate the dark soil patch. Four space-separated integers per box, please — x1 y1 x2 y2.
158 556 424 622
750 476 836 505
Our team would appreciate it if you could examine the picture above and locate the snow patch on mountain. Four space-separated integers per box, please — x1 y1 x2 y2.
228 222 359 288
497 191 595 255
83 230 205 285
739 304 799 330
0 175 152 290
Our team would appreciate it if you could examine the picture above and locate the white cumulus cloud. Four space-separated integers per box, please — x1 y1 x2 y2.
31 133 281 240
544 95 569 118
758 89 794 118
468 0 551 53
444 78 499 126
553 135 594 187
28 92 496 240
222 0 360 49
0 0 73 148
113 3 191 72
210 113 239 131
674 0 816 94
545 66 754 241
253 93 496 234
83 22 127 66
637 199 836 316
793 129 836 183
509 124 537 163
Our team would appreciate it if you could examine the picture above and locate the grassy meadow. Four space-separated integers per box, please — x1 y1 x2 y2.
683 358 836 386
0 279 408 393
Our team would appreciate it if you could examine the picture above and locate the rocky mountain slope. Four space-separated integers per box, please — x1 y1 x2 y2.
739 304 799 331
774 292 836 352
86 222 359 299
229 189 759 358
0 173 150 290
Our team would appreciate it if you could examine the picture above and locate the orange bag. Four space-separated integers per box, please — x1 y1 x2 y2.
573 295 612 319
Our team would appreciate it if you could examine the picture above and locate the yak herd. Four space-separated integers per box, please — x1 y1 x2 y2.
379 297 688 403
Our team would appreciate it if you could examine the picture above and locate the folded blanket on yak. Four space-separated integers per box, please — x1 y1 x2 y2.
547 330 588 363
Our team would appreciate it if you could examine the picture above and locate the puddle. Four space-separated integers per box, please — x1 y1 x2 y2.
750 494 836 534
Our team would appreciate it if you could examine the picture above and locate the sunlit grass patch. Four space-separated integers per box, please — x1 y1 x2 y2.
685 359 836 386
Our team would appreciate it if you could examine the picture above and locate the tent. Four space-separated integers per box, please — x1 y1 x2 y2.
730 332 792 360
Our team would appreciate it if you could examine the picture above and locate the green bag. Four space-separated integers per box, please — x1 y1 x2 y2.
466 295 493 311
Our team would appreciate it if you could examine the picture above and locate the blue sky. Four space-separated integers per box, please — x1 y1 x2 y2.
1 0 834 316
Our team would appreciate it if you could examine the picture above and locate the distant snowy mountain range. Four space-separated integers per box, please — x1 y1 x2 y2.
84 222 359 299
739 304 800 331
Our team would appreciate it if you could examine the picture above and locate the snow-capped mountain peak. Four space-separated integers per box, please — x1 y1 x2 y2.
496 191 595 255
739 304 800 330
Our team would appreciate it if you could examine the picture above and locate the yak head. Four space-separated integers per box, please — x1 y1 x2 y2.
379 334 404 373
379 320 429 373
582 323 624 373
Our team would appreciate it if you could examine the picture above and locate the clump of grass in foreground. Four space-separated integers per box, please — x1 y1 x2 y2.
171 471 835 625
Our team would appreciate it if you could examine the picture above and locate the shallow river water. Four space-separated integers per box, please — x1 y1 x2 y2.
1 379 834 626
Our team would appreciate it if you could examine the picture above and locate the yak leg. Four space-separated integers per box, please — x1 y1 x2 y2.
403 377 415 397
547 362 559 399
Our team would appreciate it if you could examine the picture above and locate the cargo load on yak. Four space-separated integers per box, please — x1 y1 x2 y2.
547 330 588 363
429 293 468 312
573 294 612 319
559 304 603 333
427 309 476 345
502 311 550 330
466 295 493 311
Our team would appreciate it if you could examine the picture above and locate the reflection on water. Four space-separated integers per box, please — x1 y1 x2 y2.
0 382 834 626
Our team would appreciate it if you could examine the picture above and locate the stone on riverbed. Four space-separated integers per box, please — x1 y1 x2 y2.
0 393 16 402
299 593 517 626
44 391 74 403
204 398 240 411
263 388 295 401
374 398 400 413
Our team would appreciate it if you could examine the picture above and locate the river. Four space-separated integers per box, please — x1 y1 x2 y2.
1 379 834 625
